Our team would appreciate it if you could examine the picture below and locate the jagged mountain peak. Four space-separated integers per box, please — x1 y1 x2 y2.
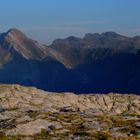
4 28 30 43
84 33 100 38
6 28 24 34
4 28 27 41
102 31 118 36
0 28 48 60
101 31 130 41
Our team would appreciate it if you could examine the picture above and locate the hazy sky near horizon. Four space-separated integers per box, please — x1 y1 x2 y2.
0 0 140 44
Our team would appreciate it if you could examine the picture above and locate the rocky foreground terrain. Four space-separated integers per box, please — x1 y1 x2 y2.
0 85 139 140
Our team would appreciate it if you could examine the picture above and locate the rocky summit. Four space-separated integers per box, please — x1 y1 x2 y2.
0 84 139 140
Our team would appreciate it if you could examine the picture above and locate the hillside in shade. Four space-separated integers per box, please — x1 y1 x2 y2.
0 28 140 93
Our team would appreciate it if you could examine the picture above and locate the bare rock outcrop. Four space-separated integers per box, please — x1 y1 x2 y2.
0 85 139 115
0 84 139 139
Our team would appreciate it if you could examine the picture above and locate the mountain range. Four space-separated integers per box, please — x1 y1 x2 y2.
0 28 140 93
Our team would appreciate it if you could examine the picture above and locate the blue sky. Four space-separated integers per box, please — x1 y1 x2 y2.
0 0 140 44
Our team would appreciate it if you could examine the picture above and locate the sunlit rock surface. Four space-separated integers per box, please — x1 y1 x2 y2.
0 84 139 139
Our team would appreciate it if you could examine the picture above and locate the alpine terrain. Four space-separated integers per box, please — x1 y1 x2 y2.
0 28 140 93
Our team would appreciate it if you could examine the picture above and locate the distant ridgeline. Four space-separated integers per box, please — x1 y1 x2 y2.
0 28 140 93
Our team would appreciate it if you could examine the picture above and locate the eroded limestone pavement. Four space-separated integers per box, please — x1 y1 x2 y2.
0 84 139 140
